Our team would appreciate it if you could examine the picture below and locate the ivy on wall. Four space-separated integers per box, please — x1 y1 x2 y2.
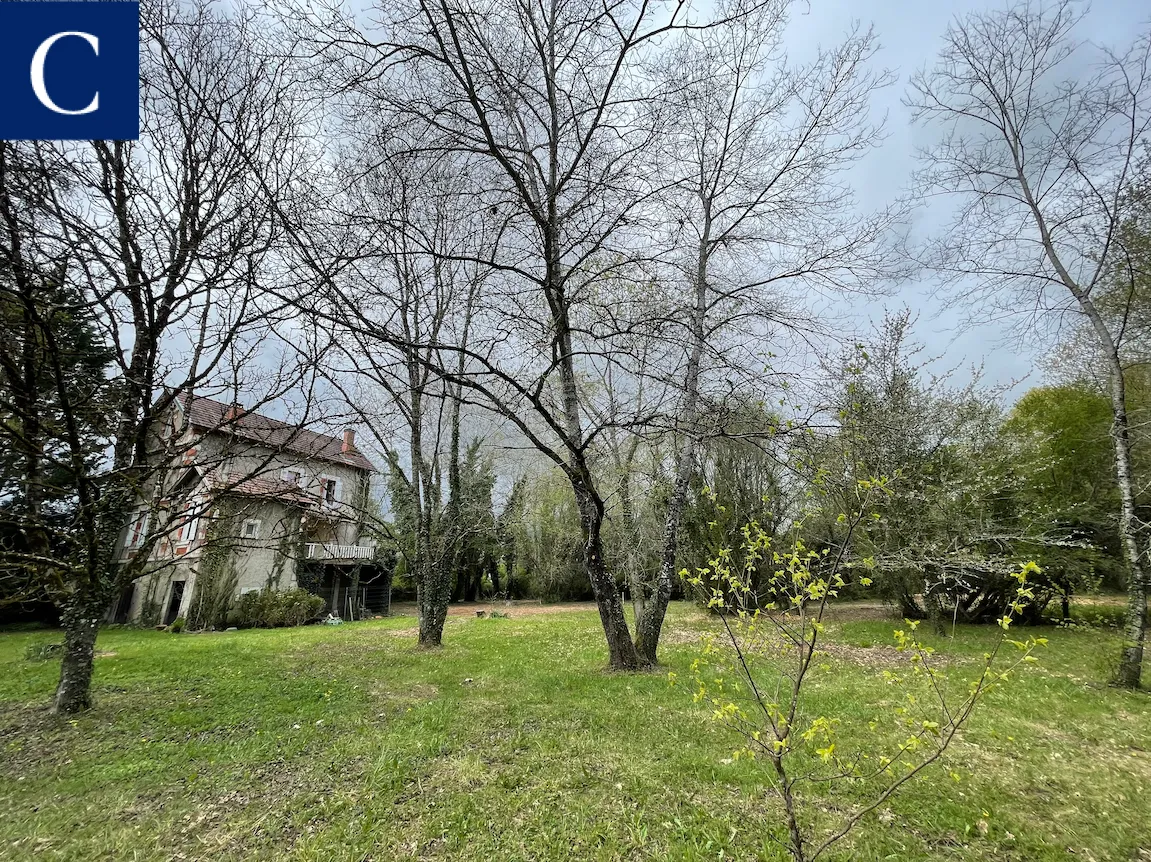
267 509 304 590
185 500 240 630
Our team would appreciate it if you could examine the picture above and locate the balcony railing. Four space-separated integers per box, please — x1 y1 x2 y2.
304 543 375 561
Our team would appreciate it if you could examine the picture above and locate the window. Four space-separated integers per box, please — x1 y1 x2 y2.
322 478 337 504
185 509 200 545
241 519 261 539
283 468 302 485
127 512 149 548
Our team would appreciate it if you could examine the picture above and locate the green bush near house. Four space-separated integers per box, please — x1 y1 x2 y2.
137 599 161 629
231 588 325 629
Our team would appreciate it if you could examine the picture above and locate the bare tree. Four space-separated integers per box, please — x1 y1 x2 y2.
0 0 313 712
307 147 496 646
631 0 900 661
908 0 1151 686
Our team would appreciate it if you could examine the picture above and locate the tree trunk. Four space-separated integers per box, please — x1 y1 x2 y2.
348 472 370 621
552 285 640 665
348 564 362 621
53 599 101 714
488 552 499 597
1105 358 1148 688
445 377 466 603
416 508 450 645
617 467 646 621
417 557 450 646
51 476 136 712
405 361 450 647
573 478 642 670
927 591 947 637
635 226 710 665
416 488 448 645
1015 164 1146 687
635 466 688 663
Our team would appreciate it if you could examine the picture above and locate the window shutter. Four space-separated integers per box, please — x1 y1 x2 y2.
130 512 149 548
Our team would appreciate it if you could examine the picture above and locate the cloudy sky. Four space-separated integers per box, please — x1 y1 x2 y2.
785 0 1149 395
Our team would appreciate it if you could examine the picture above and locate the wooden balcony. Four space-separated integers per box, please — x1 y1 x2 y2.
304 543 375 562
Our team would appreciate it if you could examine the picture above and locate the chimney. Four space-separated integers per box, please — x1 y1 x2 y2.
341 428 356 453
224 401 242 422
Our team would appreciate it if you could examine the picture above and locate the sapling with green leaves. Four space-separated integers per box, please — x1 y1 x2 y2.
674 481 1045 862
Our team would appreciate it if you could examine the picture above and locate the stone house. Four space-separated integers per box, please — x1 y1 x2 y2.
108 394 387 627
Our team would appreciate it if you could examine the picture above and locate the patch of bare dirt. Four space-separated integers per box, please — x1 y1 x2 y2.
817 601 900 622
369 682 440 715
381 626 419 639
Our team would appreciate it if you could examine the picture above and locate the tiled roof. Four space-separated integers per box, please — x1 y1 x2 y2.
181 394 376 472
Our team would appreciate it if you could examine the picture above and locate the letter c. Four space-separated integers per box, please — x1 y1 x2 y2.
30 31 100 116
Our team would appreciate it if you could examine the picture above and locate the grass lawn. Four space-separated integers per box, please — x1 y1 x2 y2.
1 602 1149 861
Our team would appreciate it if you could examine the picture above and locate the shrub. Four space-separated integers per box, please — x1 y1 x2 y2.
875 561 1067 627
678 483 1044 862
232 588 325 629
138 599 161 628
283 590 325 627
168 617 185 633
